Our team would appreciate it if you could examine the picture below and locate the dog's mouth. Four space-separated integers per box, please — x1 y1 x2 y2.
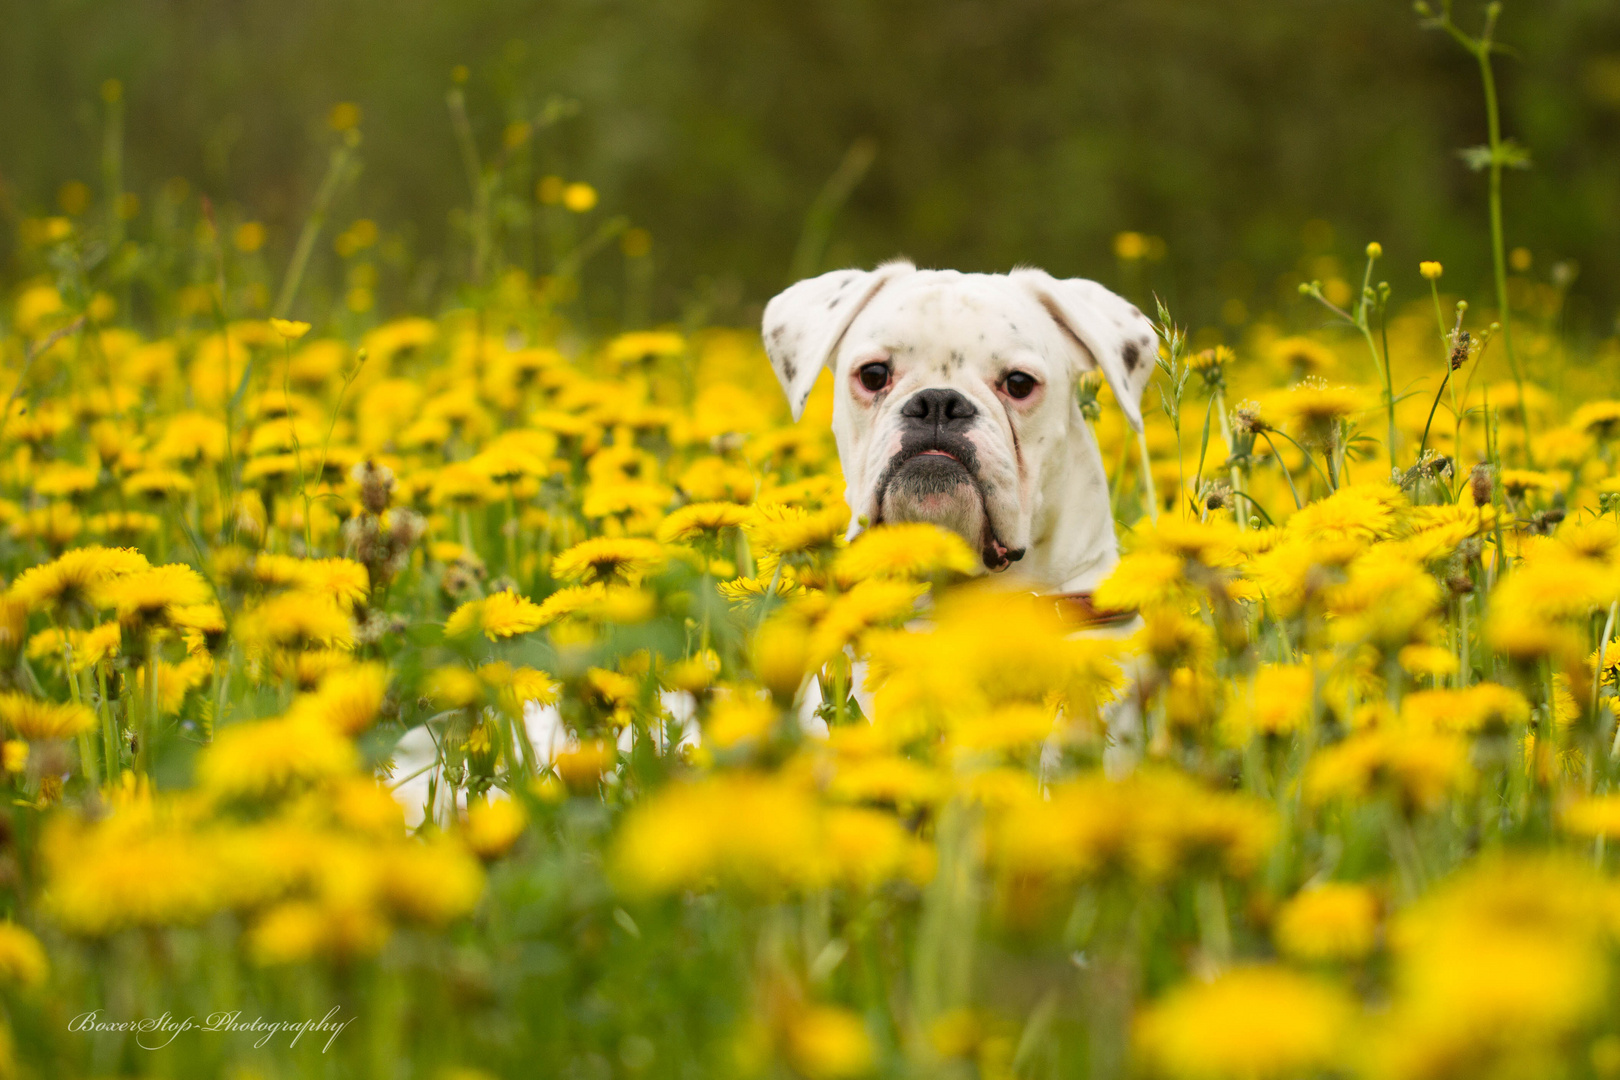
874 443 1024 572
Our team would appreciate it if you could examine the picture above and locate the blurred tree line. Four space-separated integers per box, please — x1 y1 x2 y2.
1 0 1617 332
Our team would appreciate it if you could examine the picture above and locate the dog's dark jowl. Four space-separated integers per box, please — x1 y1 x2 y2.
873 388 1025 571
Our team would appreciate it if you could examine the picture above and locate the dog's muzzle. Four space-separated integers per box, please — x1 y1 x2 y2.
874 388 1025 572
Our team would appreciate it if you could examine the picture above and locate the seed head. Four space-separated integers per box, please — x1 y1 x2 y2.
350 459 396 515
1469 464 1493 507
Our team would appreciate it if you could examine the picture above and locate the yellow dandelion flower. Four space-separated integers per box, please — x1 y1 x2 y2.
92 563 213 627
444 590 546 640
1093 550 1189 612
605 330 683 364
1558 794 1620 838
746 503 850 556
1276 380 1367 437
1306 729 1472 813
476 662 559 711
1274 883 1379 962
122 469 194 499
199 715 357 799
0 693 95 741
0 923 48 987
9 545 150 613
550 537 666 583
374 837 484 925
238 593 355 653
426 666 485 709
1419 260 1443 279
1400 682 1529 733
1222 664 1313 743
1270 336 1337 377
655 501 754 544
1285 482 1405 545
269 318 311 340
704 696 778 750
292 662 389 736
833 523 978 585
1499 468 1559 499
809 578 927 665
1134 966 1355 1080
787 1005 875 1080
1571 400 1620 440
534 582 656 626
298 557 371 609
464 797 528 860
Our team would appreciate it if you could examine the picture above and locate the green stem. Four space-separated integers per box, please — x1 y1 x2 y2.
1266 429 1333 494
1475 24 1532 464
98 664 119 779
1258 432 1305 510
447 87 492 286
1136 427 1159 524
274 139 359 318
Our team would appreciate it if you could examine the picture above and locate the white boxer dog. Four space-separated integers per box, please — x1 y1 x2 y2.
762 260 1157 595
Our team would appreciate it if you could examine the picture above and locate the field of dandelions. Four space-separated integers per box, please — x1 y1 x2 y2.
6 28 1620 1080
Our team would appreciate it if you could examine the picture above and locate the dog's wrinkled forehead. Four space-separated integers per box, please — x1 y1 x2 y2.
840 274 1060 373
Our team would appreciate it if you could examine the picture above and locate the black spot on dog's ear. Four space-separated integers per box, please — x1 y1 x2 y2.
827 298 839 309
1129 305 1142 319
781 359 797 381
1122 342 1141 373
769 325 786 343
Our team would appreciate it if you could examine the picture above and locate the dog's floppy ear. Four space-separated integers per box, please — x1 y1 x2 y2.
762 260 915 421
1012 270 1159 433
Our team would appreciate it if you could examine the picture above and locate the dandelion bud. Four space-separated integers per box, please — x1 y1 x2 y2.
1365 242 1383 259
1074 371 1104 421
1297 282 1312 296
1420 261 1443 280
1469 464 1493 507
1456 300 1468 314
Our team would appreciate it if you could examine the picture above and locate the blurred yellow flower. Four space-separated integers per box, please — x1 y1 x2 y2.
445 591 546 640
1274 883 1379 962
1134 966 1355 1080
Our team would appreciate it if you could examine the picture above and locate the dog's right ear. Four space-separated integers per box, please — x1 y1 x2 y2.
762 260 915 420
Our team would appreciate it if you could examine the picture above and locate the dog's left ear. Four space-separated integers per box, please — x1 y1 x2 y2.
1012 270 1159 432
762 260 916 421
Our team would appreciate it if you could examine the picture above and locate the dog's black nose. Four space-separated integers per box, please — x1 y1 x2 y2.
900 388 977 428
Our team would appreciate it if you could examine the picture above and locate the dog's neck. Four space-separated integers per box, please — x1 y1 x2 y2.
1010 404 1122 594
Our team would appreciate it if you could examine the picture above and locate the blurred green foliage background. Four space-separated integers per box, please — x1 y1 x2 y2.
1 0 1618 331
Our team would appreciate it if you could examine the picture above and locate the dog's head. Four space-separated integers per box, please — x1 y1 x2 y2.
762 261 1157 579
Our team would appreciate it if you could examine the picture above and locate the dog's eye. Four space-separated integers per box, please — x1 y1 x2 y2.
1003 371 1037 399
857 362 891 392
